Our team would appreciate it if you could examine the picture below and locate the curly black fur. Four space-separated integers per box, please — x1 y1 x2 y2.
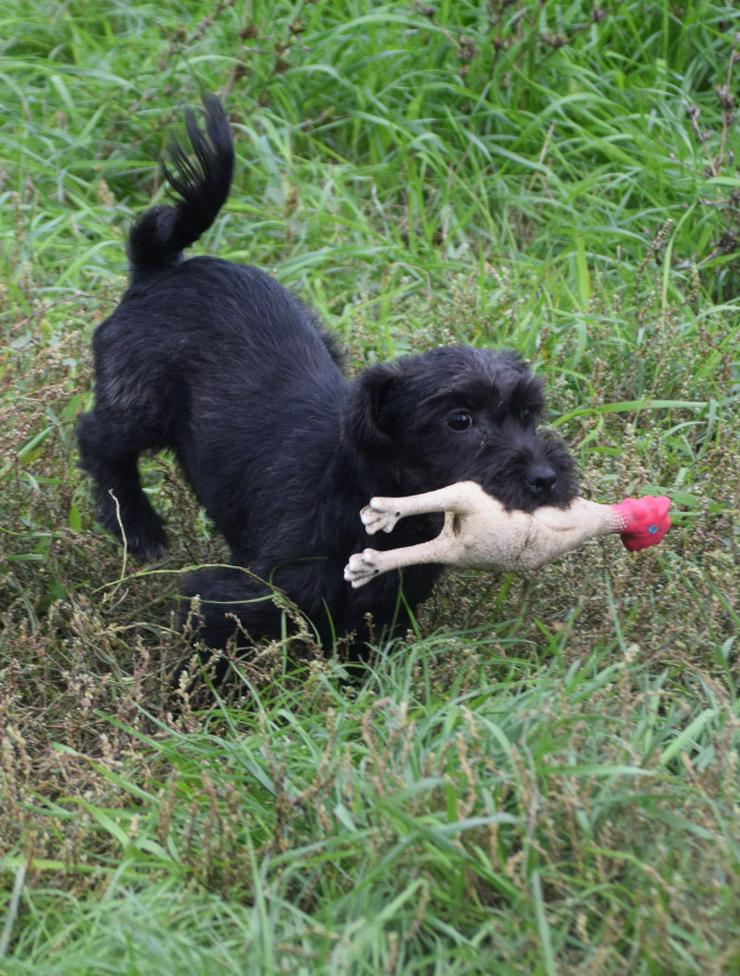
77 97 578 664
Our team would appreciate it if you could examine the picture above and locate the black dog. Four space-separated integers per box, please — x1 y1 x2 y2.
77 96 577 661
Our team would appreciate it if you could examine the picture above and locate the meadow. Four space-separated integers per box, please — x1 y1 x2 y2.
0 1 738 973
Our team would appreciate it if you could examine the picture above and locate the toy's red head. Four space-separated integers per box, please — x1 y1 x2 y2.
614 496 672 551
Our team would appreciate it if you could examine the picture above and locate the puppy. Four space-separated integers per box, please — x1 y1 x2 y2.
77 96 577 662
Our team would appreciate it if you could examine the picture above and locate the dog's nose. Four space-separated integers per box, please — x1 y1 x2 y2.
527 464 557 497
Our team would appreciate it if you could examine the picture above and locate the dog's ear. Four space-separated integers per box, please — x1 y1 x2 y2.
344 363 398 455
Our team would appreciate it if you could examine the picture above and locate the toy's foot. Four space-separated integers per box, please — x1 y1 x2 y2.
360 498 402 535
343 548 383 588
615 496 671 551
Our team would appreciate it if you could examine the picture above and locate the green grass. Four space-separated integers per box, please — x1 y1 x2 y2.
1 1 738 973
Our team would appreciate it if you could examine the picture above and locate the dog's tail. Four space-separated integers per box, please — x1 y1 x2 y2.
127 95 234 275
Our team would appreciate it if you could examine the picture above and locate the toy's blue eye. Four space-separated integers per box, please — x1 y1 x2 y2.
648 524 658 534
447 411 473 431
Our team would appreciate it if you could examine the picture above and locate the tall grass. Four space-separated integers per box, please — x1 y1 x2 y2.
1 1 737 973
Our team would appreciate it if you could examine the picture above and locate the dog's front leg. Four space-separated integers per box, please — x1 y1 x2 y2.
361 481 487 535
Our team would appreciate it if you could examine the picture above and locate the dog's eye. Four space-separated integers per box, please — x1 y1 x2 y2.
521 409 533 425
447 411 474 432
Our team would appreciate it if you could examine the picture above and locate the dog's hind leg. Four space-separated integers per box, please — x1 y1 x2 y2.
176 566 300 687
77 411 167 561
179 566 291 650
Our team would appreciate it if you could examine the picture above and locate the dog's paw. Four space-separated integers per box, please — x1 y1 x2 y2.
343 548 383 588
360 498 402 535
128 533 167 563
105 509 167 562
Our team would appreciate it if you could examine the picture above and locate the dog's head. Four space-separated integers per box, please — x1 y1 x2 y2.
346 346 577 512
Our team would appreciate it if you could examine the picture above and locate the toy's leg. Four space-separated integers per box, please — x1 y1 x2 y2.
344 537 452 589
361 481 488 535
